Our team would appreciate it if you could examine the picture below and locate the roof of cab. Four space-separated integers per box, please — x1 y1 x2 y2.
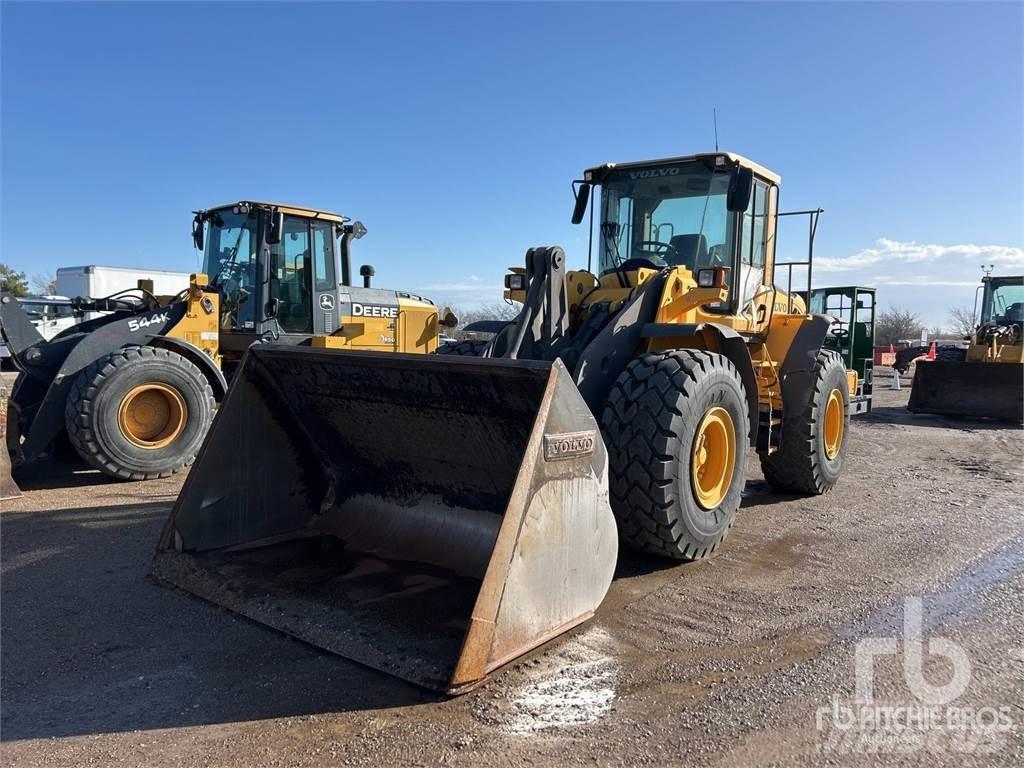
200 201 348 223
584 152 781 185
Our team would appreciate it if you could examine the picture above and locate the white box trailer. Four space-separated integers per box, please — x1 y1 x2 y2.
56 265 192 301
56 265 192 321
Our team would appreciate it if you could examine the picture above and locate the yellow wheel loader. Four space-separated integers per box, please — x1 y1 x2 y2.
1 201 450 485
909 274 1023 422
153 153 861 693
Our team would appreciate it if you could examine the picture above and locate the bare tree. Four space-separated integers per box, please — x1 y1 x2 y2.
450 301 520 339
31 272 58 295
876 306 924 346
948 305 977 337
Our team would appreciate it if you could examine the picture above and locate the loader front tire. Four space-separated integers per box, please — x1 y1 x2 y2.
65 346 215 481
759 349 849 494
601 350 749 560
436 339 488 356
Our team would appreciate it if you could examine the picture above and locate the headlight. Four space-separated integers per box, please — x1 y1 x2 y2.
697 269 716 288
505 274 526 291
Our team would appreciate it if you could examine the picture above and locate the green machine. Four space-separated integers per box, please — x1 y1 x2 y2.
803 286 875 415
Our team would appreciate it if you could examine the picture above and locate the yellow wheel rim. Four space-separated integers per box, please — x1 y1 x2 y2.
691 406 736 510
823 388 845 460
117 383 187 449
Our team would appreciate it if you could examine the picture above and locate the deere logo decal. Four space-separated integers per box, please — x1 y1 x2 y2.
352 303 399 318
319 294 335 310
543 431 597 461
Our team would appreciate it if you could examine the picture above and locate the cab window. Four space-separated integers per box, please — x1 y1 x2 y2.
312 220 336 292
740 180 769 267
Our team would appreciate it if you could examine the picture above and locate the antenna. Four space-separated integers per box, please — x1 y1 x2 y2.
713 108 719 152
981 263 994 277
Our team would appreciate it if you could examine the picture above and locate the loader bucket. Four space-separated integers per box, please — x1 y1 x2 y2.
152 345 617 693
908 360 1024 424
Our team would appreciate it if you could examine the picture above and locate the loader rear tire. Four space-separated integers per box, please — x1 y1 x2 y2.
601 350 749 560
436 339 488 356
759 350 849 494
65 346 215 481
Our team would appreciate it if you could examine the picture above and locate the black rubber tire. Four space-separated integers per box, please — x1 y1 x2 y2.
601 350 749 560
65 346 215 481
759 350 849 494
436 339 488 356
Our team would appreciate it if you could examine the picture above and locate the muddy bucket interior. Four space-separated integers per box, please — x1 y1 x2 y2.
152 346 617 693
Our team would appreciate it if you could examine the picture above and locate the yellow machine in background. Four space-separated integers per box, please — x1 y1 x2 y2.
154 152 861 694
909 273 1023 422
1 201 450 484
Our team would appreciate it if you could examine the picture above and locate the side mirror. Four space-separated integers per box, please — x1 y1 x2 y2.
571 183 591 225
266 210 285 245
727 167 754 212
265 297 280 318
192 215 204 251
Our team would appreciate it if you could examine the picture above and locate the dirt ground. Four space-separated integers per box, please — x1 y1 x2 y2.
2 369 1022 767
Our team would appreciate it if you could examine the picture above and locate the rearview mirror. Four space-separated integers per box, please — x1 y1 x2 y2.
192 216 204 251
265 297 280 318
571 182 591 225
266 210 285 245
727 167 754 212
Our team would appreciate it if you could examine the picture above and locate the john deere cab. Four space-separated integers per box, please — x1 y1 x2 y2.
195 202 442 373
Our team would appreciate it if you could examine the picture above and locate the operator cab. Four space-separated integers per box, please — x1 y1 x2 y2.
979 276 1024 327
193 201 367 356
574 153 779 318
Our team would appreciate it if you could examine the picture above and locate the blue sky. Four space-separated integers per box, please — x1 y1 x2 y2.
2 1 1021 327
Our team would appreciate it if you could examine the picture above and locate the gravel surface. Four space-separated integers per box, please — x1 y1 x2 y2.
2 369 1022 766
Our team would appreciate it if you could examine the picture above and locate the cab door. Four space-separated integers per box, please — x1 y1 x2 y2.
267 215 341 339
738 180 769 314
738 179 778 334
268 215 314 337
310 219 340 335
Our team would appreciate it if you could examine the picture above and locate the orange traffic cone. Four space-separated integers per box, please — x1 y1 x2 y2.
926 341 936 361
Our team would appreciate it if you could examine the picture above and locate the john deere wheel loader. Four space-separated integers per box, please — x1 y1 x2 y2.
909 273 1023 422
1 201 450 486
153 153 859 693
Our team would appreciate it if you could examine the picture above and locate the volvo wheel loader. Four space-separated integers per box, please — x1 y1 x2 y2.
1 201 451 487
153 153 859 693
909 273 1023 422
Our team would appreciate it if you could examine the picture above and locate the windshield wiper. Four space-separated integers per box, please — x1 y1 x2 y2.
209 225 247 289
601 221 629 288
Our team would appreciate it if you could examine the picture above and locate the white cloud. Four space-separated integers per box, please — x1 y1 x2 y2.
414 274 504 308
809 238 1023 327
816 238 1024 272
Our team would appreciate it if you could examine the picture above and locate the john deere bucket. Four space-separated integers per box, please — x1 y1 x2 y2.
152 345 616 693
909 360 1024 423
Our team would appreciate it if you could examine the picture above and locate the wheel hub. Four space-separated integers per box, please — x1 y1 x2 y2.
117 383 188 449
691 406 736 510
823 388 845 460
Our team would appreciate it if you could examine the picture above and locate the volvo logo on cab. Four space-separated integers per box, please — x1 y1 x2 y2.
628 167 680 180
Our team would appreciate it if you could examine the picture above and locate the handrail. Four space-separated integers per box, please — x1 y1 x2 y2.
774 208 824 313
